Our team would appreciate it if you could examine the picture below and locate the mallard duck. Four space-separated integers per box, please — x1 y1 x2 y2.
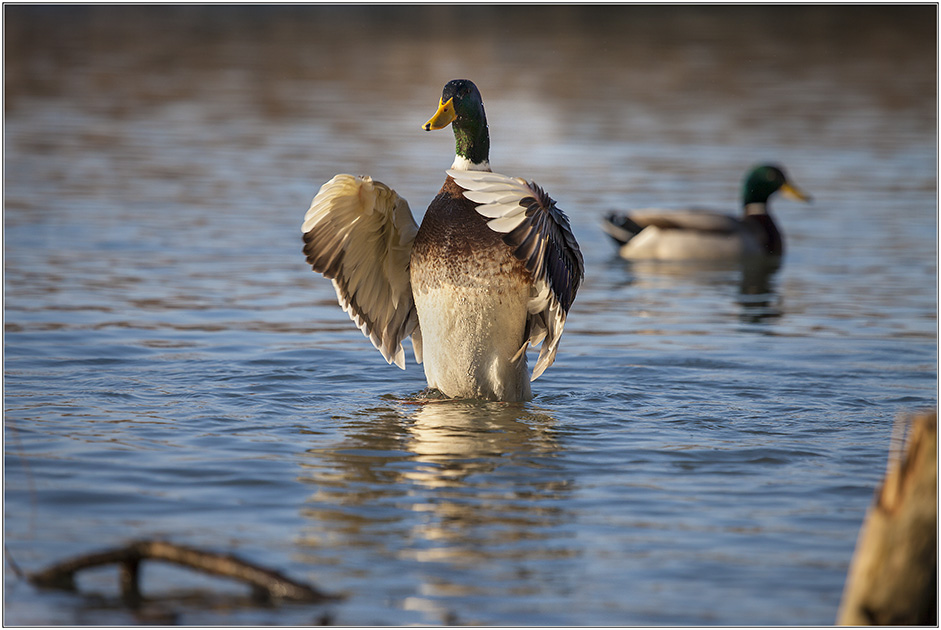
301 79 583 402
602 164 811 261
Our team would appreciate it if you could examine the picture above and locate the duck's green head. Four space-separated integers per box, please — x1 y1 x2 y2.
423 79 490 169
743 165 811 206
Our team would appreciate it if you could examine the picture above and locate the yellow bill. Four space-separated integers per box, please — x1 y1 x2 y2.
423 97 456 131
780 182 811 202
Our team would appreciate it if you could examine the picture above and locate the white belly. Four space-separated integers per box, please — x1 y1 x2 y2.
620 226 754 261
413 281 532 402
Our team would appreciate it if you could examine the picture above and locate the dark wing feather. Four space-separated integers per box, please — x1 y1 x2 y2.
509 184 583 313
447 169 584 379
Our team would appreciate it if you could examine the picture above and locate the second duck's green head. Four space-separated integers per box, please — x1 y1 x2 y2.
423 79 490 168
743 165 811 206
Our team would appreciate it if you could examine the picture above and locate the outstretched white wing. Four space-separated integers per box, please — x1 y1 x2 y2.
447 169 584 380
302 174 421 369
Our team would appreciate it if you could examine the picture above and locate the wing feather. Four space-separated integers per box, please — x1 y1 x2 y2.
447 169 584 380
622 208 743 234
302 174 420 369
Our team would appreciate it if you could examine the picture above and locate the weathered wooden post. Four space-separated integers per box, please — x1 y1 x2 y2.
837 411 937 625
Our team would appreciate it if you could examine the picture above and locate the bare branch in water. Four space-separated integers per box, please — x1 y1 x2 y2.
26 539 340 605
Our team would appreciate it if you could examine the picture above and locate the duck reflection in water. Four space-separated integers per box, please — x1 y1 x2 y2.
736 256 786 323
401 400 560 488
610 256 786 324
295 400 576 620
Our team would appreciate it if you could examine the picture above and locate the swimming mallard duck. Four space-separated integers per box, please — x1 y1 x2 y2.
602 164 811 261
301 79 583 402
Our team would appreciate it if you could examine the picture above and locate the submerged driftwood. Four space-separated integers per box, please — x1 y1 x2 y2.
837 411 937 625
27 539 339 606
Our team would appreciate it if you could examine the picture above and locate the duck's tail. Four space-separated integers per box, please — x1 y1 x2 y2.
601 212 644 247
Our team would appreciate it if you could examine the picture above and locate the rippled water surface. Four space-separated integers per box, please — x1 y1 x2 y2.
4 6 937 626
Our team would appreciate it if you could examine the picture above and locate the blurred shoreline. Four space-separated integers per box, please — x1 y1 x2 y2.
6 4 935 112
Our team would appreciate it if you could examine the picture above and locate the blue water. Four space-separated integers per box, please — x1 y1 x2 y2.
4 6 936 625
